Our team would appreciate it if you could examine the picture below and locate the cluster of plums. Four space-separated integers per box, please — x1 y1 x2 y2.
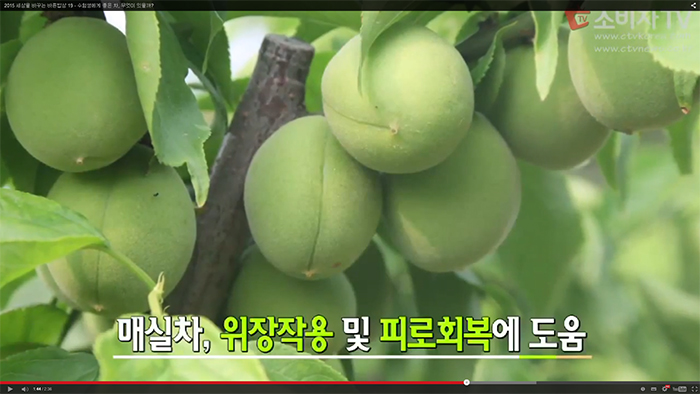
237 15 694 355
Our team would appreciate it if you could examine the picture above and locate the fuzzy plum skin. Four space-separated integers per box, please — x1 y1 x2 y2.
244 115 382 281
5 17 147 173
226 246 357 355
45 145 196 318
486 33 611 170
321 23 474 174
567 11 685 133
381 113 521 273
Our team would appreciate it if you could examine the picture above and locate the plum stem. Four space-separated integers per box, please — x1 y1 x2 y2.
101 246 157 292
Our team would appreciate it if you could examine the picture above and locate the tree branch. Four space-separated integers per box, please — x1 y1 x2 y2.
166 34 315 320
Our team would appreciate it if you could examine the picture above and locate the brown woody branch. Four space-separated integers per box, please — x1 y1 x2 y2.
166 34 315 321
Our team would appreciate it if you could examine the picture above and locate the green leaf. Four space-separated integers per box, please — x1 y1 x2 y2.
530 11 564 101
0 304 69 358
358 10 415 93
176 34 231 172
196 12 225 75
125 11 210 208
1 270 57 313
668 105 700 175
194 73 227 169
403 10 446 26
196 92 215 112
167 11 237 109
638 278 700 365
345 238 395 342
597 133 621 190
225 11 361 31
480 282 523 318
425 10 472 44
410 264 480 323
356 8 442 89
674 71 699 113
497 162 585 316
647 11 700 74
677 215 700 296
295 20 336 43
0 115 40 192
463 256 528 319
1 12 23 43
305 51 336 114
19 11 47 43
0 347 99 381
373 233 416 317
312 27 357 53
454 11 495 45
250 342 347 381
474 41 506 113
0 189 152 292
469 21 516 86
0 270 35 311
596 133 637 204
0 188 109 287
408 264 481 380
93 315 269 381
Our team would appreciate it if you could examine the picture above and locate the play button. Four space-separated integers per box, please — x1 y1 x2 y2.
7 387 12 392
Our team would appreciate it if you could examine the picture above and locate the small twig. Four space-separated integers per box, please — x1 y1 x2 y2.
166 35 314 320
